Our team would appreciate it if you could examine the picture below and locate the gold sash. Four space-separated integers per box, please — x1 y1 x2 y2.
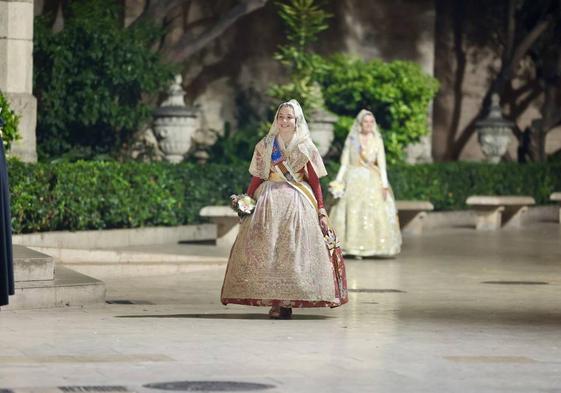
269 162 318 211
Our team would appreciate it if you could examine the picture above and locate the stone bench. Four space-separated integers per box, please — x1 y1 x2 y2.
199 205 239 247
551 192 561 223
466 195 535 230
395 200 434 235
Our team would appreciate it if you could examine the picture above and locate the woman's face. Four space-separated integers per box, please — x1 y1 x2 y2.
277 105 296 133
360 114 375 134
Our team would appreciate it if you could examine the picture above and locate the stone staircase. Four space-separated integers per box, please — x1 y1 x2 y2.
4 245 106 310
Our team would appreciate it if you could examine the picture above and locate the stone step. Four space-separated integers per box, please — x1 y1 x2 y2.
31 246 228 264
64 260 226 279
29 243 229 278
5 265 106 310
13 244 55 282
13 224 216 249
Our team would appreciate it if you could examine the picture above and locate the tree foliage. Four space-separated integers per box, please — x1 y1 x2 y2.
0 91 20 151
268 0 332 110
33 0 175 160
317 56 439 163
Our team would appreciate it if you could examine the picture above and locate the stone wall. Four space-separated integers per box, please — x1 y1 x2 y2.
18 0 561 162
432 1 561 162
31 0 436 161
169 0 436 161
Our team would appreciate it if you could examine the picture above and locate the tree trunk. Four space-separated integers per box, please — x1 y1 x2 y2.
449 11 551 160
432 0 460 161
531 43 561 161
162 0 268 63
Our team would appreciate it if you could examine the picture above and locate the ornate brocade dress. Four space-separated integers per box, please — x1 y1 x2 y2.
221 136 346 308
330 132 402 257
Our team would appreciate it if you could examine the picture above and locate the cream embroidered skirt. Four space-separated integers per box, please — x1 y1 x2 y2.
330 166 402 257
221 180 343 308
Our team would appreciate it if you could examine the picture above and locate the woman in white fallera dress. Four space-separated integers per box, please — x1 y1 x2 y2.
329 110 402 257
221 100 348 319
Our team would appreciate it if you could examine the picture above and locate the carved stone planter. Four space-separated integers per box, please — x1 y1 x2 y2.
153 75 199 163
475 94 514 164
308 108 337 157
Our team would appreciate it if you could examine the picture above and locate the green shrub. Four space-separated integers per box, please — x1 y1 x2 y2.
0 90 20 151
201 123 269 165
8 160 560 234
8 160 250 233
33 0 174 159
268 0 332 111
317 56 439 163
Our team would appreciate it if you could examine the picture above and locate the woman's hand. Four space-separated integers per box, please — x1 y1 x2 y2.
318 208 329 235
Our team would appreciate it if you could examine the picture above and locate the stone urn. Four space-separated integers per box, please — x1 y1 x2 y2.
308 107 337 157
475 93 514 163
153 75 199 163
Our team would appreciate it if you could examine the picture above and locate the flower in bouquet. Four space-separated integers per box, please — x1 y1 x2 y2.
328 180 345 199
230 193 256 217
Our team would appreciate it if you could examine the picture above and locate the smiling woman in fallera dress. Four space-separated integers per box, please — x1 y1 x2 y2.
221 99 348 319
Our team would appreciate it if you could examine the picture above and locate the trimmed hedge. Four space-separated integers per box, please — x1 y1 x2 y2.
387 162 561 210
8 160 249 234
7 160 561 234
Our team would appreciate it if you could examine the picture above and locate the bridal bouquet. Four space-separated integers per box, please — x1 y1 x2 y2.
328 181 345 199
230 193 256 217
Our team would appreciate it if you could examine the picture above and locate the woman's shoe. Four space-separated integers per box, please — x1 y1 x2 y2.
279 307 292 319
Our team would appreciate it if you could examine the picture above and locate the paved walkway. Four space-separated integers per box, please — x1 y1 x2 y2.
1 223 561 393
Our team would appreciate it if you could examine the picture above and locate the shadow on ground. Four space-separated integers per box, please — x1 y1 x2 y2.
114 313 333 320
396 307 561 326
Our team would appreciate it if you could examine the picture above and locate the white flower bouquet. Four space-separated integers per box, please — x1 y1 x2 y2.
328 180 345 199
230 193 256 217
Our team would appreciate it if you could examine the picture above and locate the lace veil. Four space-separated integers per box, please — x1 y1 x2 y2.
249 99 327 179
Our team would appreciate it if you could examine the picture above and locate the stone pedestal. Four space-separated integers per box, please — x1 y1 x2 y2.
308 108 337 157
0 0 37 161
153 75 199 163
472 206 505 231
502 206 529 229
396 200 434 235
475 94 513 164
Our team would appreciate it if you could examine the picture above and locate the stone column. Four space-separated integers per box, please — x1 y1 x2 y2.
0 0 37 162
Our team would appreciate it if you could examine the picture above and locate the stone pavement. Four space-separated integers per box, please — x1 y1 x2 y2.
1 223 560 393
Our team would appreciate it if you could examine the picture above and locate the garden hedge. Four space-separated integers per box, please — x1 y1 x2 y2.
7 160 561 234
